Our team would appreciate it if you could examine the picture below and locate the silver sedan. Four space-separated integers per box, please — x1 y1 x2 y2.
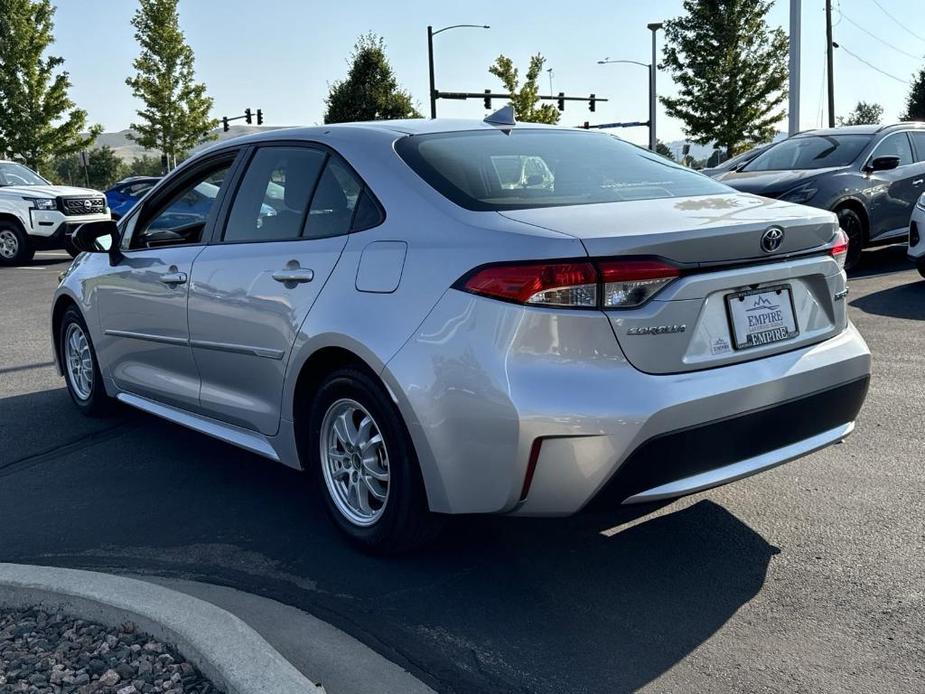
53 116 871 552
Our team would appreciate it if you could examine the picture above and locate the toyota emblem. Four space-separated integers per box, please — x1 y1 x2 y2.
760 226 785 253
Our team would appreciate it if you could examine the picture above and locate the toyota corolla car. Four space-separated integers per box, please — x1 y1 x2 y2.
719 123 925 269
53 114 871 552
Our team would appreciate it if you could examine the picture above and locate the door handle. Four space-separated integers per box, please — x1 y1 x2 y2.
914 179 924 186
159 271 187 285
272 268 314 284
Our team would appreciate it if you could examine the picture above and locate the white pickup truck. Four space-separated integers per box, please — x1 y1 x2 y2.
0 160 111 266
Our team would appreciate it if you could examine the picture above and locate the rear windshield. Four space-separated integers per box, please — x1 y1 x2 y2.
395 129 729 211
743 134 872 171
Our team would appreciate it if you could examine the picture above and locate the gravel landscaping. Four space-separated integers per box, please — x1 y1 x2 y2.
0 608 222 693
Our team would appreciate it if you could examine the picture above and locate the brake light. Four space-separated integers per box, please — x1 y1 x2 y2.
598 259 681 308
460 258 679 308
830 228 849 269
463 261 598 307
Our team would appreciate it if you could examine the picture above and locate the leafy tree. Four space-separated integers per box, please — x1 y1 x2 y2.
126 154 165 178
660 0 788 157
839 101 883 126
324 34 421 123
488 55 560 124
656 140 676 161
52 146 127 189
901 66 925 121
0 0 99 173
125 0 218 164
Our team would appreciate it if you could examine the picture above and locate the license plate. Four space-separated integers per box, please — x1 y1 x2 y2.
725 285 799 350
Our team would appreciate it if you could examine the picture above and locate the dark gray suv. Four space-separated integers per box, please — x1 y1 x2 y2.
718 123 925 268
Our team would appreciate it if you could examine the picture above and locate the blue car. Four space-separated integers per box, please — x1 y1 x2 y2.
104 176 161 219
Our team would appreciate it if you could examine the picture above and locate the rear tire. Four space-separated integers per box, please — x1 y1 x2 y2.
836 207 865 271
59 306 113 417
917 257 925 280
308 367 443 553
0 222 34 266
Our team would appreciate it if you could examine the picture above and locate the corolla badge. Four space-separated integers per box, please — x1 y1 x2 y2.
760 226 785 253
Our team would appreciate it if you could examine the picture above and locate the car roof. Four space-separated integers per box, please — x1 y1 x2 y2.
795 122 925 137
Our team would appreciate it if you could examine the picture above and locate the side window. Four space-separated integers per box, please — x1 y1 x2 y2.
305 158 365 239
874 133 913 166
223 147 325 243
910 132 925 163
130 160 233 249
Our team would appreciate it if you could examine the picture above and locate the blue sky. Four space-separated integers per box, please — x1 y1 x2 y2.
53 0 925 147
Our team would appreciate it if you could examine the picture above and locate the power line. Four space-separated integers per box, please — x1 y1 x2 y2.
837 44 911 84
867 0 925 45
840 13 923 60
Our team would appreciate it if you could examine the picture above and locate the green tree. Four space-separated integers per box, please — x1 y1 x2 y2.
902 67 925 121
839 101 883 126
324 34 421 124
126 154 165 178
0 0 99 173
488 55 560 124
52 146 128 189
656 140 676 161
125 0 218 165
660 0 788 157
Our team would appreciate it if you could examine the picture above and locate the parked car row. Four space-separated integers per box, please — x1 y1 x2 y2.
709 123 925 271
53 114 871 551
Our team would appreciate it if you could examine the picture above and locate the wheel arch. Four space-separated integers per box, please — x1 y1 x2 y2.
51 294 80 375
831 197 870 241
0 212 27 233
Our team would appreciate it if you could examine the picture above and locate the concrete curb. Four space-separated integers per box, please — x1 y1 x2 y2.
0 563 323 694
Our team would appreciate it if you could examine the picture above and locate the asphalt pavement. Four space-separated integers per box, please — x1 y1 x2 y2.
0 248 923 693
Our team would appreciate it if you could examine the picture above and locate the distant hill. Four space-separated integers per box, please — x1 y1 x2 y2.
92 125 290 161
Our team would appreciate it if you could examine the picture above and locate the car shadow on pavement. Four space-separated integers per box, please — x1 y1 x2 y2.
0 387 779 694
849 244 913 279
850 278 925 320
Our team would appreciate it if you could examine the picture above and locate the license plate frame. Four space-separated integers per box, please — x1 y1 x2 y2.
725 284 799 350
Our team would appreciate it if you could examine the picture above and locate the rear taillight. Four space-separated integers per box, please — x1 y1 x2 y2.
460 258 679 308
830 228 849 269
598 259 681 308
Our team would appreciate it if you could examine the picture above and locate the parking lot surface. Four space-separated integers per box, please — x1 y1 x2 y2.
1 249 923 693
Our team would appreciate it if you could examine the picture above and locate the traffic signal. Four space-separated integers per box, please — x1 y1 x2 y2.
484 89 491 110
256 109 263 125
557 92 565 111
589 94 596 112
222 116 229 132
244 108 252 124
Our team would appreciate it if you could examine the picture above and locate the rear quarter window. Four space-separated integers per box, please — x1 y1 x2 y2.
395 129 729 211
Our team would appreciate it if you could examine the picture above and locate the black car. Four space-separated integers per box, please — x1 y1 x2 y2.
718 123 925 268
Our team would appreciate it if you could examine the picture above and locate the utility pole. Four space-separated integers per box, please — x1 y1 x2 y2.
788 0 801 136
427 26 437 119
825 0 835 127
647 23 663 152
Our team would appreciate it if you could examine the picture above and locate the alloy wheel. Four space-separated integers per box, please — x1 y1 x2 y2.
320 398 390 527
64 323 94 401
0 230 18 259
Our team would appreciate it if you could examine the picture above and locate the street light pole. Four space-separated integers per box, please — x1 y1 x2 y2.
427 23 490 119
788 0 802 135
647 22 663 152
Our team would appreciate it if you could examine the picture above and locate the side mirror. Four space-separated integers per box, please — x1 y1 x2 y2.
71 219 122 264
865 155 901 173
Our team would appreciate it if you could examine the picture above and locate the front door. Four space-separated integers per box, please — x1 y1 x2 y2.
94 155 238 410
188 145 365 435
867 132 921 240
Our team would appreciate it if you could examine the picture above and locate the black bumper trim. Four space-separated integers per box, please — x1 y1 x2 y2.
589 376 870 507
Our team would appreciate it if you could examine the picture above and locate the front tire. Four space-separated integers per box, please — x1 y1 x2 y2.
308 367 442 553
917 257 925 280
59 306 112 416
836 207 865 271
0 222 34 266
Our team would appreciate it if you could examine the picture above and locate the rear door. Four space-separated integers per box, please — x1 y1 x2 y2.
95 153 239 409
187 144 369 435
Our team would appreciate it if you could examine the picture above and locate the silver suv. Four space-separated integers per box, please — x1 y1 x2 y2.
53 119 871 551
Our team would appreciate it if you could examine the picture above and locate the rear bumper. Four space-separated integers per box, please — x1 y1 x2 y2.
386 289 871 516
